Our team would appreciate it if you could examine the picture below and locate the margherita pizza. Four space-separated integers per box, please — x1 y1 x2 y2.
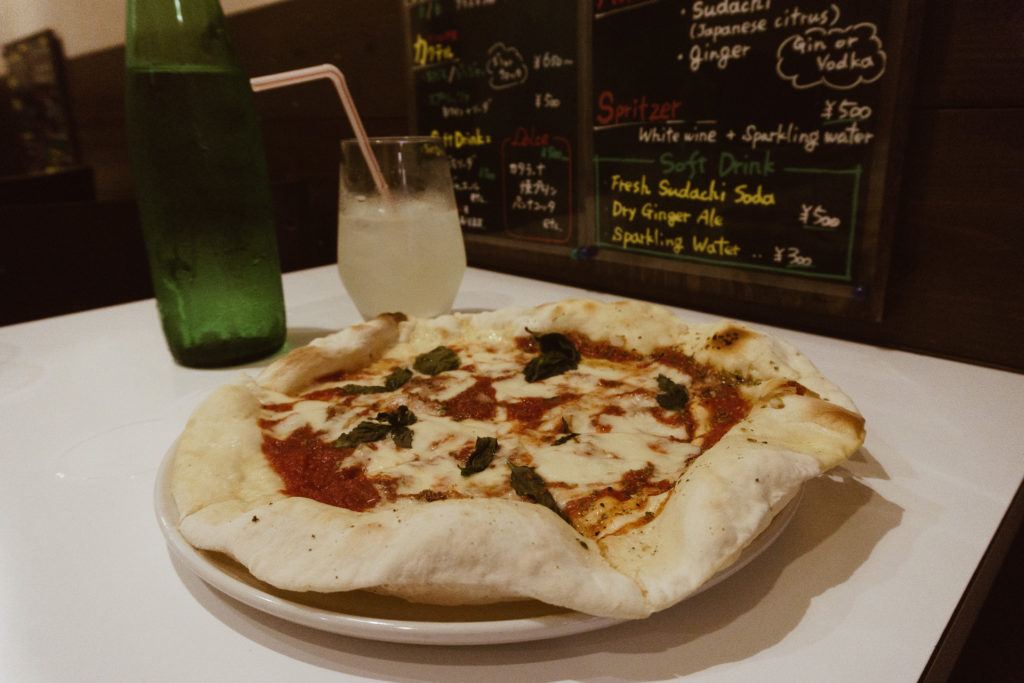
171 299 864 618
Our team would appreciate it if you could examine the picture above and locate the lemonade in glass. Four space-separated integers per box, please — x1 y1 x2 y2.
337 137 466 319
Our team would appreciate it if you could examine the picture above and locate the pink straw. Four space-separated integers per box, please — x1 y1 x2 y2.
250 64 391 201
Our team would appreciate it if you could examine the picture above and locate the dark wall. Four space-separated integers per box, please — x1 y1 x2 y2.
2 0 1021 374
884 1 1024 371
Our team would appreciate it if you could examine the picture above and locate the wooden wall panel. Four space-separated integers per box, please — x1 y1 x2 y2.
229 0 408 122
914 0 1024 108
883 108 1024 368
63 47 132 200
0 202 151 324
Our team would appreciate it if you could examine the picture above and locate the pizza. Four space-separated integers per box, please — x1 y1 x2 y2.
171 299 864 618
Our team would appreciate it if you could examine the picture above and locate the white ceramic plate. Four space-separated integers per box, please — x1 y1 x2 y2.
155 446 800 646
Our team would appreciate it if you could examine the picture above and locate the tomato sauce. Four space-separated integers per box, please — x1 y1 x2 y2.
649 345 751 450
301 387 353 403
262 426 394 511
563 464 673 524
313 369 349 384
620 464 673 497
590 404 625 433
442 376 498 421
650 405 692 429
571 336 644 363
451 440 477 468
651 347 705 379
695 383 749 450
505 394 576 428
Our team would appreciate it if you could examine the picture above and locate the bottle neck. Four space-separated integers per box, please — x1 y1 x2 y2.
126 0 239 70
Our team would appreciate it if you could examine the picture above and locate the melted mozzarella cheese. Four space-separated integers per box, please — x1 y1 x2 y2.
527 433 698 497
258 329 739 538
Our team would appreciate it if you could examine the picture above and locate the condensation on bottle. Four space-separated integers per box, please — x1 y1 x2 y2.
125 0 285 367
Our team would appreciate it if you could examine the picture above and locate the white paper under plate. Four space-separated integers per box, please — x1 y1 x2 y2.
155 444 801 646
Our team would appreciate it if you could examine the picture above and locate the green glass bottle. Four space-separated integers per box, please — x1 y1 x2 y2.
125 0 285 367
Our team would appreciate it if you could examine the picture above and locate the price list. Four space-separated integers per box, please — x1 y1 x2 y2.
593 0 895 281
408 0 578 244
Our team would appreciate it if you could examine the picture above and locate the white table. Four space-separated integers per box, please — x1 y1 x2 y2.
2 266 1022 682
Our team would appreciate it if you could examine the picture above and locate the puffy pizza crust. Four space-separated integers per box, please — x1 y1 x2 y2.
256 313 406 394
598 383 862 611
171 299 864 618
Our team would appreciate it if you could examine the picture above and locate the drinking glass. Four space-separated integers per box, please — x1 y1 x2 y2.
337 136 467 319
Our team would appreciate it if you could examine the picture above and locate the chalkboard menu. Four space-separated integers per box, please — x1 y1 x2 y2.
406 1 916 319
407 0 579 244
592 0 902 286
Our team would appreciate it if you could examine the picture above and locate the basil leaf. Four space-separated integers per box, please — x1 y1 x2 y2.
414 346 461 375
524 351 578 383
333 420 391 448
341 367 412 394
341 384 387 395
384 367 413 390
656 374 689 410
523 330 579 383
378 405 418 427
460 437 499 476
390 426 414 449
529 330 581 363
334 405 418 449
553 417 579 445
509 464 571 524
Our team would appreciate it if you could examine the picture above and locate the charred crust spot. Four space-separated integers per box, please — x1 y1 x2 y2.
779 380 816 398
413 489 449 502
706 326 750 351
